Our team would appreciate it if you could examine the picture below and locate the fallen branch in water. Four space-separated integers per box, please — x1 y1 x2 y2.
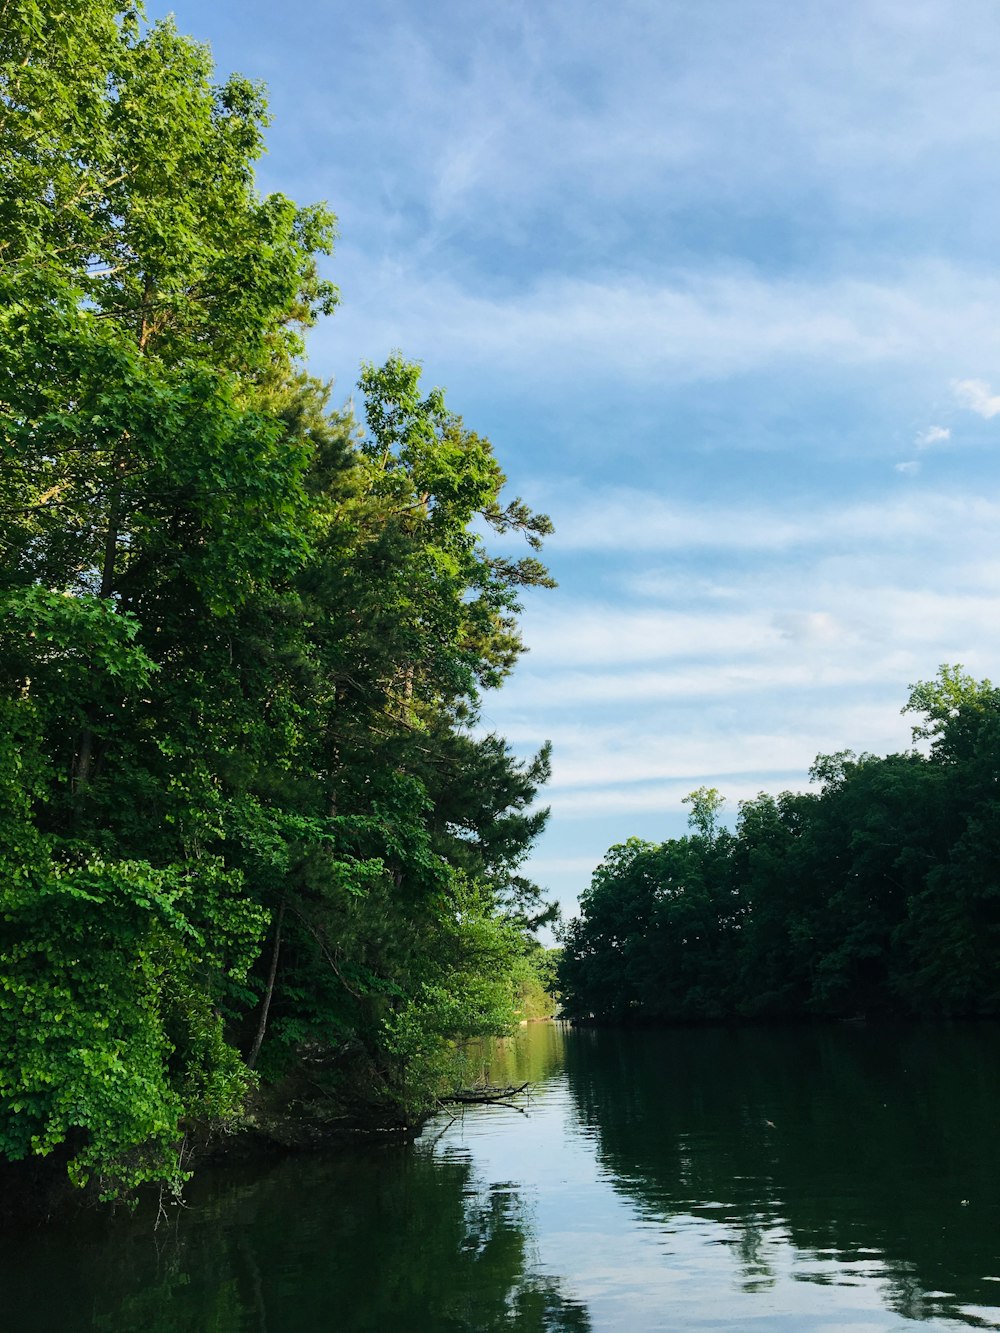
441 1082 530 1107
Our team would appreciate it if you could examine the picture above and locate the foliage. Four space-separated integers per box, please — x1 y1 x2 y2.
560 667 1000 1024
512 945 563 1020
0 0 553 1201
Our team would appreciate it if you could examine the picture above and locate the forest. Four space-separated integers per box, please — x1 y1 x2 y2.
0 0 557 1203
559 666 1000 1025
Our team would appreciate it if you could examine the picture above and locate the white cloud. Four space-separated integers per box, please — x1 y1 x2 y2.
546 778 813 819
543 487 1000 554
509 582 1000 694
773 610 843 643
895 460 921 474
320 257 1000 396
501 660 893 709
530 701 911 795
480 484 1000 838
953 378 1000 418
915 425 950 448
508 591 998 707
518 606 782 667
271 0 1000 268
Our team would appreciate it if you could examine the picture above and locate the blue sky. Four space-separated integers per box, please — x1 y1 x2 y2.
168 0 1000 925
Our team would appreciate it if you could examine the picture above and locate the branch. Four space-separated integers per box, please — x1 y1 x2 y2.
287 904 364 999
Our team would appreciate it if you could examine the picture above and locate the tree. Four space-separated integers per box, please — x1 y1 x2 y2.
1 1 341 1196
893 666 1000 1014
682 786 725 842
561 670 1000 1025
1 1 556 1203
238 360 555 1095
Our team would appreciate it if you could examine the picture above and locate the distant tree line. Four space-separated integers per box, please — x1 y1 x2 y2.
1 1 555 1200
559 667 1000 1024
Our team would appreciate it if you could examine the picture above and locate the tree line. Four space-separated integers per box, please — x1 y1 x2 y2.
559 667 1000 1024
1 1 556 1200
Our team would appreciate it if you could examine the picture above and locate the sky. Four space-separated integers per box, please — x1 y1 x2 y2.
166 0 1000 927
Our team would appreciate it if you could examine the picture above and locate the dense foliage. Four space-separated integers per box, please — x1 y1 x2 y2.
1 0 555 1199
560 668 1000 1024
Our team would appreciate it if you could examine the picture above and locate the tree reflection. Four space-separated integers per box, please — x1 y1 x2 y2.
563 1023 1000 1326
733 1215 777 1292
5 1146 590 1332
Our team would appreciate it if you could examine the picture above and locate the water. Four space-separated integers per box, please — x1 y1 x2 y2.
5 1022 1000 1331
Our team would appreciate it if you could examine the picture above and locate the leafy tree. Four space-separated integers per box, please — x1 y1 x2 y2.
1 1 555 1202
560 668 1000 1026
240 360 555 1098
893 666 1000 1014
682 786 725 841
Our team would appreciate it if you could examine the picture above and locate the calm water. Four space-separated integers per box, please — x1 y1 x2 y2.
5 1022 1000 1331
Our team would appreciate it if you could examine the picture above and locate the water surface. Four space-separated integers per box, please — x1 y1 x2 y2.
6 1022 1000 1331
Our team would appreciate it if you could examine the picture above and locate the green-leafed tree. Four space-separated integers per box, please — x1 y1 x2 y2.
560 797 739 1023
892 669 1000 1014
560 668 1000 1027
2 1 554 1202
1 0 336 1196
238 358 555 1108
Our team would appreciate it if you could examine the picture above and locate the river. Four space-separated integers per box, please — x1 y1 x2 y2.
5 1021 1000 1331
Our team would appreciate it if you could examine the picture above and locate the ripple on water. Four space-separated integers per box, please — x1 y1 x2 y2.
5 1020 1000 1331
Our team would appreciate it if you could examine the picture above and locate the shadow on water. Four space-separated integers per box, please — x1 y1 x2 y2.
562 1022 1000 1326
6 1021 1000 1331
4 1140 589 1333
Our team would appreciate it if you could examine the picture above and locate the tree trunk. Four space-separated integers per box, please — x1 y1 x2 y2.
247 896 286 1070
74 437 128 789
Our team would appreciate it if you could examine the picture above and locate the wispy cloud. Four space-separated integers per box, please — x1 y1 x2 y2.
511 584 1000 690
258 0 1000 278
322 256 1000 405
953 378 1000 418
485 483 1000 848
175 0 1000 929
505 697 915 794
547 778 815 819
503 659 894 708
915 425 950 449
541 487 1000 554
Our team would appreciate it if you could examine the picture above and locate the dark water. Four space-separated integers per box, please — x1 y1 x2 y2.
5 1022 1000 1331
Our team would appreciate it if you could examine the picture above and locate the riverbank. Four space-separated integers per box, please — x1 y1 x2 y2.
0 1088 422 1230
0 1042 536 1228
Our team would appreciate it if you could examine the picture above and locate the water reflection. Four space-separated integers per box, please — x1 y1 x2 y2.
561 1023 1000 1327
5 1021 1000 1331
464 1018 568 1088
5 1139 589 1332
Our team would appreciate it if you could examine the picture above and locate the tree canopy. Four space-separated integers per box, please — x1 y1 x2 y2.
1 0 554 1200
559 668 1000 1025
